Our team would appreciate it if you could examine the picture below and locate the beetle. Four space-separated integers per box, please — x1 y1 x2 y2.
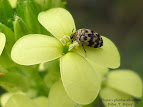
71 28 103 53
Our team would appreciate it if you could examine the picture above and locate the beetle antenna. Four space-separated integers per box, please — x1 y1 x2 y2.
72 28 74 33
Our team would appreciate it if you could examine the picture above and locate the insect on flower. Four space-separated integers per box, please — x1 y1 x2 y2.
71 28 103 53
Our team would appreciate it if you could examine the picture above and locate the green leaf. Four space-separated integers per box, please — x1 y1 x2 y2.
11 34 63 65
0 23 15 42
13 16 29 40
87 59 108 82
0 70 29 92
106 70 142 98
0 32 6 55
8 0 17 8
60 52 100 104
16 0 41 34
33 96 48 107
100 87 135 107
0 51 14 68
48 80 77 107
0 23 15 56
38 8 76 40
4 94 39 107
74 36 120 68
137 96 143 107
0 0 14 28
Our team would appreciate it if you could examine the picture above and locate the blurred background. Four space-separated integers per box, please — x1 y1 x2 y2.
67 0 143 78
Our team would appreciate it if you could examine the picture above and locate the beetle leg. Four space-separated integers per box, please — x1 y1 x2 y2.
82 44 87 57
69 41 79 51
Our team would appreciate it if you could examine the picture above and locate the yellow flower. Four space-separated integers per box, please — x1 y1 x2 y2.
100 69 142 107
11 8 120 104
0 32 6 55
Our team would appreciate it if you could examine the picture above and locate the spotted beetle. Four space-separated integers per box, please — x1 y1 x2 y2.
71 28 103 53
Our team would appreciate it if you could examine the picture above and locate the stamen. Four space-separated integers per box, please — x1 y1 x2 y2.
69 41 79 51
60 38 67 46
63 35 70 41
60 35 71 46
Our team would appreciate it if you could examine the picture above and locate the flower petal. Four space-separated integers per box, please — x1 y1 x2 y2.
100 87 135 107
5 94 38 107
33 96 48 107
106 70 142 98
8 0 17 8
60 52 100 104
48 80 77 107
0 32 6 55
87 59 108 82
74 36 120 68
1 92 24 107
11 34 63 65
38 8 76 39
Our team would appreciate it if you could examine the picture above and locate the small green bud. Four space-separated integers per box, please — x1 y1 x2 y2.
13 16 29 40
0 0 14 28
16 0 41 34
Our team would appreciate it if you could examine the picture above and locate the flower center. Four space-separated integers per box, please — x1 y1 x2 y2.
60 35 79 54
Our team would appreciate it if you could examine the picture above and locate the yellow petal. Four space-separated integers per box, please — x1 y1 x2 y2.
48 80 77 107
8 0 17 8
74 36 120 68
100 87 135 107
38 8 76 40
60 52 100 104
0 32 6 55
5 94 38 107
87 59 108 82
106 70 142 98
33 96 48 107
11 34 63 65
